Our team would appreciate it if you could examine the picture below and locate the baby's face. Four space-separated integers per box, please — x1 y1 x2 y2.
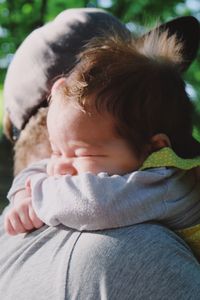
47 99 144 176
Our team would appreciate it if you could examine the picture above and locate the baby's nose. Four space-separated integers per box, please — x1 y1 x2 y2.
54 159 77 176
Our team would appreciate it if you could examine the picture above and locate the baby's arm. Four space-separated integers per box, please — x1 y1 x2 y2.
7 160 168 232
29 169 167 231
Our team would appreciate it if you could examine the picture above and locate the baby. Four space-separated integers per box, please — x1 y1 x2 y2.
4 30 200 258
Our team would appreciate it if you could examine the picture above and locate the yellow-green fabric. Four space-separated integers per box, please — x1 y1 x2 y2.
177 224 200 261
141 147 200 260
141 147 200 170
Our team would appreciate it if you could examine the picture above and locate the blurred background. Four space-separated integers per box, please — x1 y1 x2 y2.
0 0 200 211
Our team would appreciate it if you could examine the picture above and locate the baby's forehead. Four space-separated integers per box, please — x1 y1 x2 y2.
49 95 113 120
48 99 119 141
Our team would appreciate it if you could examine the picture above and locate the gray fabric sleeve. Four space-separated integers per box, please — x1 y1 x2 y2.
7 161 168 230
8 161 200 231
30 168 170 230
163 169 200 229
7 159 48 201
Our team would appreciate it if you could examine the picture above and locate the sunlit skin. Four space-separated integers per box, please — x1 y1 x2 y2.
46 97 146 176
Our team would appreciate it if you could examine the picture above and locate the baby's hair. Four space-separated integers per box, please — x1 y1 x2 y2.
53 29 200 158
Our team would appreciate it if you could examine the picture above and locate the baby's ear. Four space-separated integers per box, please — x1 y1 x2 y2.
51 77 66 95
150 133 171 151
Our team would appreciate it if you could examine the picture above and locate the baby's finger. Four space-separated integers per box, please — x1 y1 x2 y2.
7 212 27 234
28 205 44 229
18 207 35 231
4 216 16 236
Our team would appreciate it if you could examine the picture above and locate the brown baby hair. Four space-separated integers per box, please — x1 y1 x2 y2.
52 29 200 159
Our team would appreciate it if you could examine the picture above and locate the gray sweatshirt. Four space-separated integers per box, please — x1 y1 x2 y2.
1 211 200 300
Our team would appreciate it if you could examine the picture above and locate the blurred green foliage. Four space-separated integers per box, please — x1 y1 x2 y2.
0 90 3 135
0 0 200 133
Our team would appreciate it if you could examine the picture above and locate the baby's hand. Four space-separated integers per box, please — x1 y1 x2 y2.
4 188 43 235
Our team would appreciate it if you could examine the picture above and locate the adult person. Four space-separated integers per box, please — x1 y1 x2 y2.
1 8 200 300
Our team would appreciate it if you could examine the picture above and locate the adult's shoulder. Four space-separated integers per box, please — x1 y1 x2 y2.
67 223 200 299
0 217 200 299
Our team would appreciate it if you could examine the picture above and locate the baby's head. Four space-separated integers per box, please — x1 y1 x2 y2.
47 30 200 175
47 89 143 175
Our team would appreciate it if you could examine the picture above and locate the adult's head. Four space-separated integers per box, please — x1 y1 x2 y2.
3 8 130 141
3 8 200 141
